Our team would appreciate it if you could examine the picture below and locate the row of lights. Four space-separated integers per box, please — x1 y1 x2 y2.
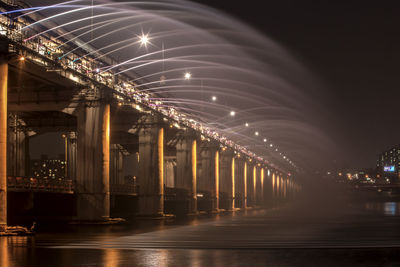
180 64 292 166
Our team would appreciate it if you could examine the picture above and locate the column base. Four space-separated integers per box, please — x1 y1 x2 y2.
0 225 34 236
76 193 110 221
70 217 125 225
135 213 175 220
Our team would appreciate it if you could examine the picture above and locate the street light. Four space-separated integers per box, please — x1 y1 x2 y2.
245 122 249 127
19 55 25 61
255 131 259 136
230 110 236 117
211 96 217 101
263 138 267 142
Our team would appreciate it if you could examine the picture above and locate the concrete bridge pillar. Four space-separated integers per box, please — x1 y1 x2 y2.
198 141 219 211
219 149 235 211
66 132 77 180
76 101 110 221
7 119 28 177
272 172 277 204
246 162 254 207
260 167 265 204
0 53 7 231
253 165 258 206
264 168 273 206
176 132 198 214
138 116 164 216
277 174 281 200
110 144 124 185
235 157 246 209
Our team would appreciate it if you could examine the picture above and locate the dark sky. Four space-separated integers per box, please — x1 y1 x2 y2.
195 0 400 169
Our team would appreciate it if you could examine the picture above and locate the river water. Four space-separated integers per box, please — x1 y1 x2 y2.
2 192 400 266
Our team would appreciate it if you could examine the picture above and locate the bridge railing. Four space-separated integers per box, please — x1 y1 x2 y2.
110 183 137 195
7 176 74 193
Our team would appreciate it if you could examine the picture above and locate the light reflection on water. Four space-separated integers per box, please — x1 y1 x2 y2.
365 201 400 216
1 201 400 266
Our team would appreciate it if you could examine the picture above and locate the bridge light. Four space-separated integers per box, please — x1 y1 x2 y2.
245 122 249 127
184 72 192 80
211 96 217 101
139 34 149 46
255 131 259 136
230 110 235 117
263 138 267 142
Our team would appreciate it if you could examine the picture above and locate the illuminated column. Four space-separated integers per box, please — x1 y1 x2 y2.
261 167 265 204
272 172 276 204
198 141 219 211
138 116 164 216
219 149 235 210
0 53 7 232
76 101 110 221
235 156 246 209
253 165 257 206
244 161 247 208
176 132 197 214
246 161 254 207
66 132 77 180
283 177 287 199
264 168 273 206
278 175 282 200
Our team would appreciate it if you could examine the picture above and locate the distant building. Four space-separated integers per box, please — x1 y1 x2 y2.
30 154 66 179
377 145 400 182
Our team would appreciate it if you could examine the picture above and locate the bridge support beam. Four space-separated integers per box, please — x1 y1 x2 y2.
276 174 282 201
271 173 276 204
235 157 246 209
7 121 28 177
138 117 164 216
198 141 219 211
66 132 77 180
253 165 258 206
220 149 235 211
76 102 110 221
264 168 273 206
0 54 7 232
176 133 197 214
110 144 124 185
260 168 265 205
246 162 255 207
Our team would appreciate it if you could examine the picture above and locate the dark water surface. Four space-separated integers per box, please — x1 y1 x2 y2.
2 195 400 266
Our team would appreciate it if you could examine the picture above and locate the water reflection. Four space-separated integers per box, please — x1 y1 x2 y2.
365 201 400 216
103 249 121 267
1 201 400 266
0 238 9 267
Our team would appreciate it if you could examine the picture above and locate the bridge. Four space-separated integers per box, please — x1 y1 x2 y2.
0 1 300 230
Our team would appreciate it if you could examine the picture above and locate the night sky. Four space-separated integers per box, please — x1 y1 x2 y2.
195 0 400 169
